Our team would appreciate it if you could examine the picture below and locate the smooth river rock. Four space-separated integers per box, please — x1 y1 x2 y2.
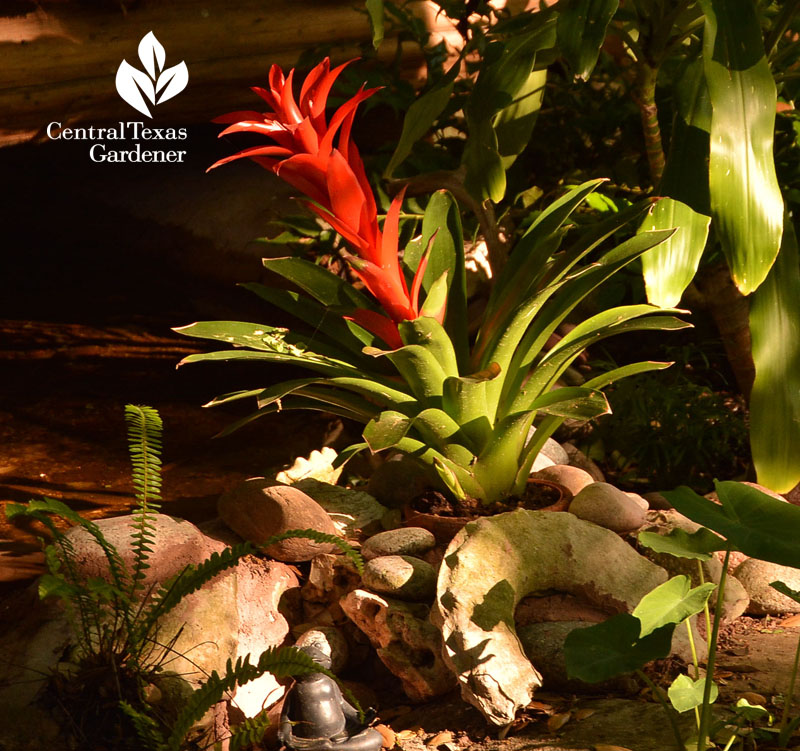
361 527 436 560
734 559 800 615
362 554 437 601
569 482 647 532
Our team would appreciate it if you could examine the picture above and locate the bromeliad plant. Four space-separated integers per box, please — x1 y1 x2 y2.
177 57 689 505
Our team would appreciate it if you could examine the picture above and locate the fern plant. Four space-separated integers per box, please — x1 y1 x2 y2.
4 404 363 750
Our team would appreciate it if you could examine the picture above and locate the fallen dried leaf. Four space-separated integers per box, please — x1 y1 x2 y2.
740 691 768 706
594 745 634 751
426 731 454 748
782 614 800 627
547 712 571 732
396 727 424 740
575 708 596 721
525 700 555 714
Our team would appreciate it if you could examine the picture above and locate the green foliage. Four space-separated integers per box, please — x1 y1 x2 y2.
4 406 361 749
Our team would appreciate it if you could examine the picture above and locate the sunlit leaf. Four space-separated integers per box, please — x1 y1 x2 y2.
668 673 718 713
365 0 384 49
557 0 619 81
638 527 725 561
632 575 716 637
749 216 800 492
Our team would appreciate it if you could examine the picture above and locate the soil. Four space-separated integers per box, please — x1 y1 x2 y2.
410 481 564 519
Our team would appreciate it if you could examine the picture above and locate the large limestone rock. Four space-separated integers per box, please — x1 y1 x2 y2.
340 589 457 701
568 482 647 532
218 478 340 561
63 515 299 717
735 559 800 615
431 510 668 725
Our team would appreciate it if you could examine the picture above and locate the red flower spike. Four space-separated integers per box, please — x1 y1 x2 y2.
212 57 424 331
345 310 404 350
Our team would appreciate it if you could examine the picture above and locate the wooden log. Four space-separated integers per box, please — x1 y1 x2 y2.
0 0 442 148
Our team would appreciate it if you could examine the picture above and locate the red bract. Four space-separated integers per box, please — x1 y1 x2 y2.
209 57 439 347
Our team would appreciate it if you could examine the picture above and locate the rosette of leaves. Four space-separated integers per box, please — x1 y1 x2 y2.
177 179 688 505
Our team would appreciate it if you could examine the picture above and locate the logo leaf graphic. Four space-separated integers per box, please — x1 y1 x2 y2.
116 60 155 117
116 31 188 117
138 31 165 79
156 61 189 105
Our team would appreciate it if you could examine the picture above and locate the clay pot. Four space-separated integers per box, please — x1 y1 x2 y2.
403 479 570 545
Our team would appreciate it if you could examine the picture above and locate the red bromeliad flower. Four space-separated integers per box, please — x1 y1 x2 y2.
209 57 440 350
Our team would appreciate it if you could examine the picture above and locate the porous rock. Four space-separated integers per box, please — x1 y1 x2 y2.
62 514 299 717
530 464 594 498
432 510 668 725
362 555 437 601
218 478 340 561
734 559 800 615
361 527 436 560
568 482 647 532
340 589 457 701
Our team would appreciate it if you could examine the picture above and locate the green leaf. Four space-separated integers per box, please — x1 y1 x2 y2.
769 581 800 604
398 316 459 379
563 614 675 683
749 216 800 492
365 0 384 49
384 63 458 178
527 386 610 420
638 527 726 561
641 198 711 308
557 0 619 81
698 0 784 294
463 118 506 202
363 411 412 452
733 697 772 722
632 575 717 637
664 481 800 568
494 68 547 167
668 673 718 713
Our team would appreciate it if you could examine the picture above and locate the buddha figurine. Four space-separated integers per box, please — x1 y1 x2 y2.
278 645 382 751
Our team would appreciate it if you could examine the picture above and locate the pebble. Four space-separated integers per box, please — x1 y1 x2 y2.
361 527 436 561
568 482 647 532
531 465 594 498
362 555 437 601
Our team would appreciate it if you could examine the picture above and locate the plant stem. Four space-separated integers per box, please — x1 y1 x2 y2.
779 629 800 736
635 62 665 187
685 620 702 731
698 561 713 645
637 669 685 751
697 548 731 751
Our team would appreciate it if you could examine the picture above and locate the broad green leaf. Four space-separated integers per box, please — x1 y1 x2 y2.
563 614 674 683
641 199 711 308
384 63 458 178
367 343 448 402
262 256 373 310
177 349 361 380
442 367 499 454
698 0 783 294
332 441 370 469
668 673 718 713
632 576 716 637
769 581 800 604
638 527 726 561
364 411 412 452
664 481 800 568
463 118 506 202
494 68 547 168
365 0 384 49
557 0 619 81
733 698 772 722
405 193 468 366
399 317 459 379
749 217 800 492
527 386 610 420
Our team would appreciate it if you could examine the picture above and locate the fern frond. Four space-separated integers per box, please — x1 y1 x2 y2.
259 529 365 574
228 710 272 751
125 405 163 600
165 646 341 751
119 700 166 751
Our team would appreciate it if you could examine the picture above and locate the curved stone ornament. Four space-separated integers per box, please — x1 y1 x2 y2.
431 510 668 724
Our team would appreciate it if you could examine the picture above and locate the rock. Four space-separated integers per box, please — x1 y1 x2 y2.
644 491 672 510
292 479 387 538
361 527 436 561
432 510 668 725
515 593 610 626
734 559 800 615
517 622 638 692
295 627 349 673
218 478 340 561
625 491 649 511
561 441 605 482
340 589 457 701
362 555 437 601
527 427 570 466
568 482 647 532
65 513 219 589
367 455 430 509
301 553 362 613
530 465 594 498
530 452 556 472
54 514 299 718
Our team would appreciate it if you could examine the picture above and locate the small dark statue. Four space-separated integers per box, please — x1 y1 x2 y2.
278 645 382 751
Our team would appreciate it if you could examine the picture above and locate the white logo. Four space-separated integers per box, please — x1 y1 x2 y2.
116 32 188 118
